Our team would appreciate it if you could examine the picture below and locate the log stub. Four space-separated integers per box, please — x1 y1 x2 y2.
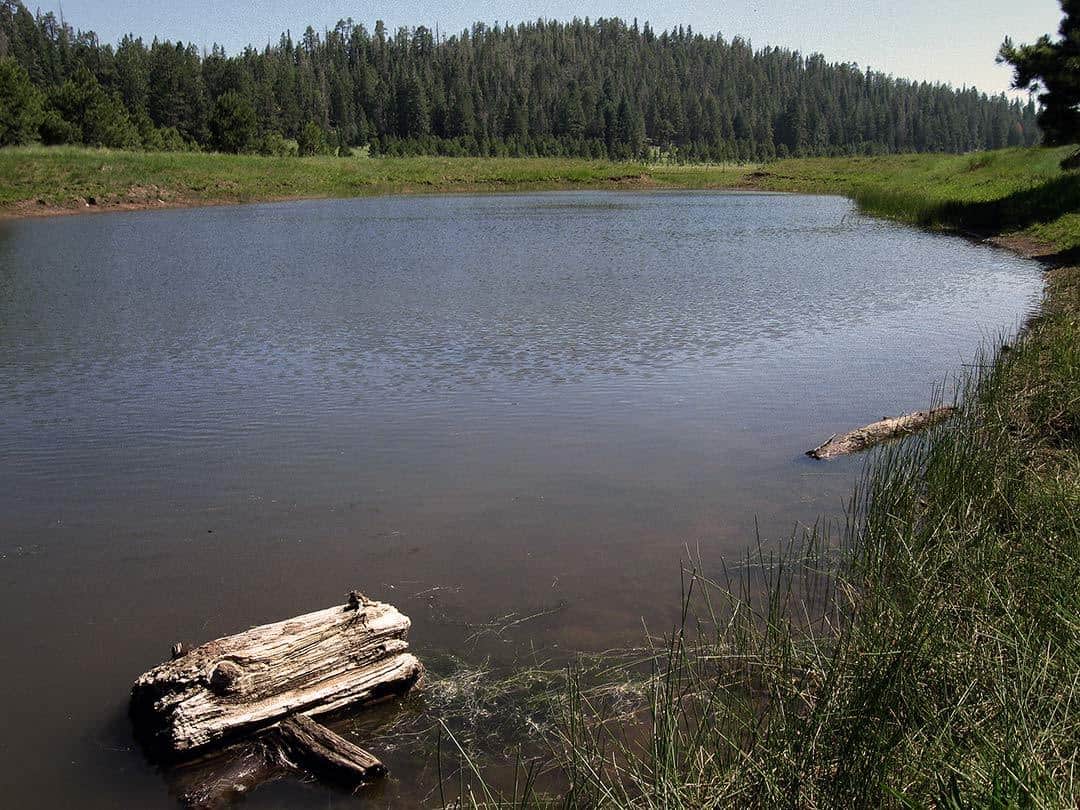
168 716 386 807
267 715 386 784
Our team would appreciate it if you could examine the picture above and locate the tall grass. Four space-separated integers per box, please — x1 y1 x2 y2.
432 262 1078 808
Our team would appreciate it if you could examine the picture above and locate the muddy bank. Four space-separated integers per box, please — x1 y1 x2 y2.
0 191 312 220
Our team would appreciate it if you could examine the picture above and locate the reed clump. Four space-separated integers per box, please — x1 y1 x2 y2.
435 261 1078 807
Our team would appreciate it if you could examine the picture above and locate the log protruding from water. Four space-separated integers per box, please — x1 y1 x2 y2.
171 718 387 807
267 715 386 783
131 592 422 756
806 406 957 459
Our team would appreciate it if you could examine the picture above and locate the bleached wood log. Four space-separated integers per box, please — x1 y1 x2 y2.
131 592 422 755
806 406 957 459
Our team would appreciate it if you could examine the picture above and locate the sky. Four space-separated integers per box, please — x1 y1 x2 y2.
46 0 1063 96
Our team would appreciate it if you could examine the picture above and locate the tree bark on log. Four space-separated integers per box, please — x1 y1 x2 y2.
806 407 958 459
131 592 422 756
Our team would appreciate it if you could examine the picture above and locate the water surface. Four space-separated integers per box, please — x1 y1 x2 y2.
0 191 1042 807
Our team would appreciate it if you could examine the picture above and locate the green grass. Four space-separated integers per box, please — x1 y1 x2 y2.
0 146 749 211
557 265 1078 806
3 145 1077 253
3 144 1077 259
749 146 1080 254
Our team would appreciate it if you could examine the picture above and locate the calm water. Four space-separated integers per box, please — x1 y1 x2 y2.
0 192 1042 807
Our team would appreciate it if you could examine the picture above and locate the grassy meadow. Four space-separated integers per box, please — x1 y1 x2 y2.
0 146 746 211
2 144 1077 806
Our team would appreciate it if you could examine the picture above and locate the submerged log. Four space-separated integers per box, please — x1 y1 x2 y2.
267 715 386 783
169 742 282 808
131 591 422 756
169 718 385 808
806 406 957 459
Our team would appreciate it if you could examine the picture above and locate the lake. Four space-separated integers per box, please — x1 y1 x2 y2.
0 191 1043 807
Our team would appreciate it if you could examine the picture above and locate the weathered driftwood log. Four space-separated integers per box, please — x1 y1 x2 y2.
131 591 422 756
806 406 957 459
267 715 386 783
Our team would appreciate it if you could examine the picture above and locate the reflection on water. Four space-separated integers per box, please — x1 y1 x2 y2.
0 191 1042 807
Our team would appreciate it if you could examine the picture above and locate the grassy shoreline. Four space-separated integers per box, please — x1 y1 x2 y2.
2 147 1077 256
354 148 1073 806
549 152 1076 806
0 147 748 217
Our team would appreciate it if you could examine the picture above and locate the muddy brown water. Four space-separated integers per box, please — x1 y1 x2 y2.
0 191 1043 807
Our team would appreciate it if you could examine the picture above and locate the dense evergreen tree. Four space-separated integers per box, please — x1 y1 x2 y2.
0 57 40 144
297 120 327 155
47 67 140 148
0 0 1043 159
210 90 257 153
999 0 1079 146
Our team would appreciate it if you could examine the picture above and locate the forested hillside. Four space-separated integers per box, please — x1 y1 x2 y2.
0 0 1041 159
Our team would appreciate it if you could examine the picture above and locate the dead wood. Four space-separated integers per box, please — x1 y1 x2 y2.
168 716 384 807
267 715 386 783
131 592 422 755
806 406 958 459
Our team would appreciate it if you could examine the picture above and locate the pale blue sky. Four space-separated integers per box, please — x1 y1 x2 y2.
47 0 1062 95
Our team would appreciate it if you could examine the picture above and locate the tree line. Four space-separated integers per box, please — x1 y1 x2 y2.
0 0 1041 159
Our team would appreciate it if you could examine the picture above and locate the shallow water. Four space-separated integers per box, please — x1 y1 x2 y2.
0 191 1042 807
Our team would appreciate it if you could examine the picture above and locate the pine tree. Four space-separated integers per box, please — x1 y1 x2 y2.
999 0 1079 145
210 90 257 153
297 119 326 155
0 57 41 144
